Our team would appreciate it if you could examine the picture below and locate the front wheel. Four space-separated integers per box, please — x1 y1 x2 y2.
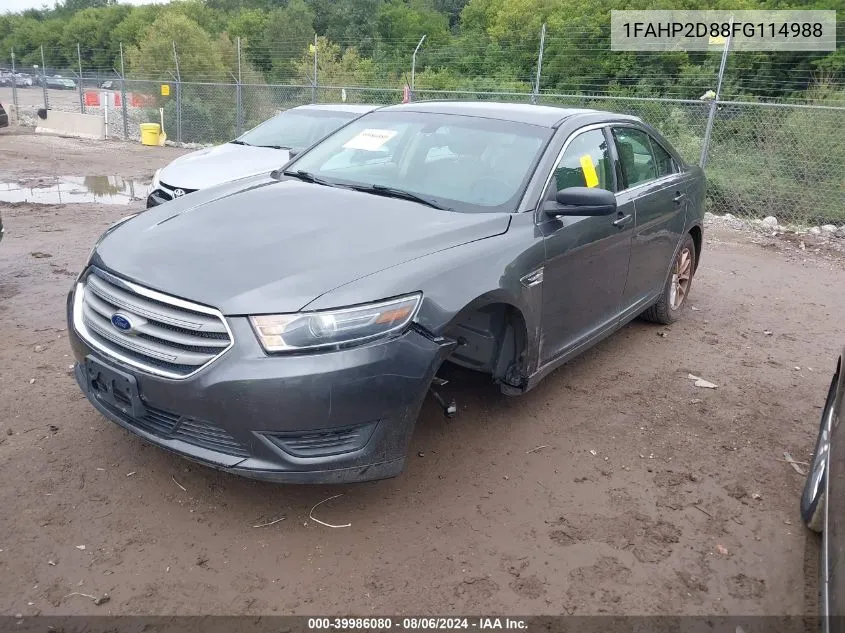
641 234 696 325
801 371 839 533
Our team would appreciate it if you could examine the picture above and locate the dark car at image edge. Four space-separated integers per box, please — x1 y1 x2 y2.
67 101 705 483
801 347 845 633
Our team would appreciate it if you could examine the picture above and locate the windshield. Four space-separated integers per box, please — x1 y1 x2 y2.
237 109 359 150
287 111 552 213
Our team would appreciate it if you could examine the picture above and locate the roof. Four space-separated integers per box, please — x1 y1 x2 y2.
379 101 610 127
293 103 379 114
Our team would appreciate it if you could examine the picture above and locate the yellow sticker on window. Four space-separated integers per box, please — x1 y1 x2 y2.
579 155 599 188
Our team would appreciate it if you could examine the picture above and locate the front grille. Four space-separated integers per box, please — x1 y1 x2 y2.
147 182 198 207
265 421 378 458
75 267 233 379
159 182 197 199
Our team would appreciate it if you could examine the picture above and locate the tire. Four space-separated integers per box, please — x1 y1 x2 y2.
641 233 696 325
801 371 839 533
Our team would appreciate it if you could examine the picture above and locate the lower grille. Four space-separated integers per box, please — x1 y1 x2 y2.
97 396 249 458
173 417 249 456
265 422 378 458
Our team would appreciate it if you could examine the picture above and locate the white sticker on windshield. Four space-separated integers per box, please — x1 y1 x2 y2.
342 128 398 151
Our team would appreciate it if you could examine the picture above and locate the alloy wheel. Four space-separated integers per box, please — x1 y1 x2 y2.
669 247 693 310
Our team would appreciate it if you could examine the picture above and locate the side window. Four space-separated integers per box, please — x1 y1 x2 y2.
612 128 657 188
551 129 613 194
649 138 677 177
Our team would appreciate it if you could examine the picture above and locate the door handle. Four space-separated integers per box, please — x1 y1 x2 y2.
612 213 633 229
673 192 686 204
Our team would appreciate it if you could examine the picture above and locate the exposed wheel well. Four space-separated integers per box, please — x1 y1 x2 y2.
689 225 702 272
443 302 528 386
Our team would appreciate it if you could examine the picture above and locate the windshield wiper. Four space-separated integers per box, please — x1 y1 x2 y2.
350 184 449 210
230 139 251 146
282 170 337 187
255 144 291 150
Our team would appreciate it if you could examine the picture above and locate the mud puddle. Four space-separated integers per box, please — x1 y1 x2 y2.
0 175 148 205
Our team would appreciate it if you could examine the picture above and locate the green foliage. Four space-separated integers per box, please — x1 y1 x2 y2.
128 12 229 80
1 0 840 107
61 5 130 69
294 37 379 86
310 0 382 55
263 0 315 82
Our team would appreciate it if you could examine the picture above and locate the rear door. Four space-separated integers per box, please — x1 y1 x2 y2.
538 126 634 365
611 126 687 311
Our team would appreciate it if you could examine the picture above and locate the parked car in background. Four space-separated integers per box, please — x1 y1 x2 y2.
801 348 845 632
99 80 116 90
13 73 33 87
38 75 76 90
54 77 77 90
71 101 705 484
146 103 378 208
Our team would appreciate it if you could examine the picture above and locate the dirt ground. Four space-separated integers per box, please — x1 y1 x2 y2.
1 132 843 618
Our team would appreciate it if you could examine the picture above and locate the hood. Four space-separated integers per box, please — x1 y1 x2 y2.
159 143 291 190
94 179 511 315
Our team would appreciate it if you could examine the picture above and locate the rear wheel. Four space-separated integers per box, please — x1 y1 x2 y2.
641 233 696 325
801 371 839 533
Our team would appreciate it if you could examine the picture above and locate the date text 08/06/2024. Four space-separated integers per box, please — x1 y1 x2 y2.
307 617 528 630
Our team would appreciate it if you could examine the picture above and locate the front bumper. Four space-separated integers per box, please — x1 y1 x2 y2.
67 290 453 483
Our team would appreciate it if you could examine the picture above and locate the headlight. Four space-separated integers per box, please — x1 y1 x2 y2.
250 293 421 353
149 168 162 194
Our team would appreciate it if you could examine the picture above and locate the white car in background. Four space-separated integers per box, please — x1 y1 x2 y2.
146 103 378 208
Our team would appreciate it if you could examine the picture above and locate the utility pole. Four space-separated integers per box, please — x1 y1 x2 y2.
532 23 546 105
700 18 733 169
40 44 48 110
119 42 128 140
312 34 318 104
236 36 243 135
77 42 84 113
410 34 426 101
172 41 182 145
10 48 18 124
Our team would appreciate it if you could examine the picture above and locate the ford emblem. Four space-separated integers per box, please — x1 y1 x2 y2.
173 188 185 198
110 313 134 332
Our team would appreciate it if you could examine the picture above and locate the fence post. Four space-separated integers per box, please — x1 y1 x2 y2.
410 34 426 102
77 43 85 113
10 48 18 125
312 34 318 104
119 42 128 141
532 23 546 105
236 36 243 136
700 21 732 169
172 41 182 145
40 45 49 111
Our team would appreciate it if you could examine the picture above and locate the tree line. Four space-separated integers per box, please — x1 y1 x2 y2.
1 0 842 101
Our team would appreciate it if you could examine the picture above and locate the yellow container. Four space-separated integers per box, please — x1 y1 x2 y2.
140 123 161 146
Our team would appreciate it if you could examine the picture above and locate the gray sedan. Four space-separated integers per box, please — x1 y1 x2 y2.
68 101 705 483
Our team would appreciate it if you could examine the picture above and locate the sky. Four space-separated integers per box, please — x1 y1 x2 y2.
3 0 159 13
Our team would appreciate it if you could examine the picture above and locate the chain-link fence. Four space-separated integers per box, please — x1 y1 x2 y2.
2 52 843 226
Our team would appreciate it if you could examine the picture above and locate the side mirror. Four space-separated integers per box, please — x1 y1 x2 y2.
545 186 617 218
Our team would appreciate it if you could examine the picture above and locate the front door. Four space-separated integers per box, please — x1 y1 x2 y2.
538 127 634 365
